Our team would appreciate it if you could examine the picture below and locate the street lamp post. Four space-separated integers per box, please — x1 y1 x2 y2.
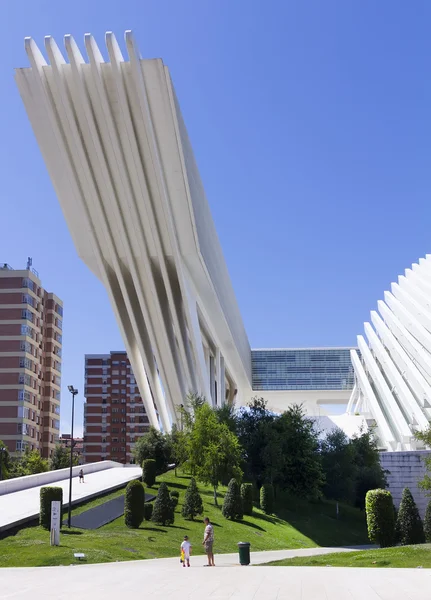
67 385 78 528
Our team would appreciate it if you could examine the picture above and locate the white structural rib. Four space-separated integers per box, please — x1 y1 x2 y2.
349 254 431 450
16 31 252 431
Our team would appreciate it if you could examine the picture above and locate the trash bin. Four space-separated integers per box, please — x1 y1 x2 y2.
238 542 251 565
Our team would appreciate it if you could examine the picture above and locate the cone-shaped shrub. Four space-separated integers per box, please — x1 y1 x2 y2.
424 500 431 543
171 490 179 509
396 487 425 545
144 502 153 521
222 478 243 520
142 459 157 487
181 477 203 520
260 484 274 515
152 482 175 525
365 489 395 548
241 483 253 516
124 480 145 528
40 486 63 530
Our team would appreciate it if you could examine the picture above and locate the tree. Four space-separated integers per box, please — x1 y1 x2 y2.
215 403 237 434
177 393 206 433
320 428 355 502
181 477 204 520
396 488 425 545
365 489 395 548
133 427 171 475
142 459 157 487
169 424 189 476
260 483 274 515
188 403 242 505
0 440 11 480
124 480 146 529
415 425 431 494
152 482 175 525
351 429 388 509
241 483 253 516
50 444 78 471
424 500 431 543
10 449 49 478
222 478 243 520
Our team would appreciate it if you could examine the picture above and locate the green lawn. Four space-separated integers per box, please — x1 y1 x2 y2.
0 471 368 567
264 545 431 568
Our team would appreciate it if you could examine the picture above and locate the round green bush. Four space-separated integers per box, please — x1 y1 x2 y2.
124 480 146 529
222 478 243 520
424 499 431 543
142 459 157 487
181 477 203 520
152 482 175 525
365 489 395 548
241 483 253 516
170 492 179 509
171 490 180 499
144 502 153 521
39 486 63 530
260 484 274 515
396 487 425 545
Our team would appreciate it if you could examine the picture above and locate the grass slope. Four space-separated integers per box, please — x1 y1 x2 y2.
0 471 368 567
264 545 431 568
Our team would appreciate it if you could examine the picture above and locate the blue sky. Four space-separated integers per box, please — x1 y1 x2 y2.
1 1 430 435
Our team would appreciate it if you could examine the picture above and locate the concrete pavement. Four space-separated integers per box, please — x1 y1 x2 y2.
0 465 142 532
1 550 431 599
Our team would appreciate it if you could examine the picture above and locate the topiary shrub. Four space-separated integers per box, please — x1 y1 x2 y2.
222 478 243 520
424 499 431 543
124 480 146 529
396 487 425 545
144 502 153 521
171 490 179 509
241 483 253 516
181 477 203 520
260 484 274 515
152 482 175 525
142 459 157 487
365 489 395 548
40 486 63 530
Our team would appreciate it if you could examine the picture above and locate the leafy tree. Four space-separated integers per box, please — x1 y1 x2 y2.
10 449 49 477
152 482 175 525
222 478 243 520
124 480 146 529
168 424 189 476
188 403 242 505
415 426 431 494
350 430 388 509
177 393 206 433
215 403 237 434
396 488 425 545
424 500 431 543
181 477 204 520
241 483 253 516
0 440 11 480
142 459 157 487
170 490 180 509
133 427 171 475
365 489 395 548
260 483 274 514
50 444 78 471
320 428 355 502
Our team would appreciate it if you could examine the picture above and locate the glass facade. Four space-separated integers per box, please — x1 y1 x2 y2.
252 348 355 391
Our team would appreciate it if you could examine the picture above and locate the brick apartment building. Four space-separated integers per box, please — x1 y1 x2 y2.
0 261 63 458
84 351 150 463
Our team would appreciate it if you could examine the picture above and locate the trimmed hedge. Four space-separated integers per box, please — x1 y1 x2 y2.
181 477 203 520
142 459 157 487
260 484 274 515
222 478 243 520
396 487 425 545
124 480 146 529
365 489 395 548
152 482 175 525
40 486 63 530
241 483 253 516
144 502 153 521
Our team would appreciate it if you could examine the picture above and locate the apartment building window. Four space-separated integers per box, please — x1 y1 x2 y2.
22 278 34 291
121 398 126 404
113 408 119 414
121 380 126 385
19 374 32 386
112 428 119 433
112 361 119 365
112 389 119 394
121 408 125 414
21 309 34 322
112 379 119 385
56 304 63 317
55 333 62 343
112 370 119 375
55 319 63 330
112 418 119 424
20 324 34 338
102 407 107 414
19 357 33 370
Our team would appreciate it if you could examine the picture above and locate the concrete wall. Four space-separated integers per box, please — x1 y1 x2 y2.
0 460 123 496
380 451 431 517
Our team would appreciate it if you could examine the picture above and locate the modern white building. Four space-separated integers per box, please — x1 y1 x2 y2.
16 32 429 450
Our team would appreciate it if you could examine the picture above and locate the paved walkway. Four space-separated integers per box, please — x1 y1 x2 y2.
2 548 430 599
0 466 142 532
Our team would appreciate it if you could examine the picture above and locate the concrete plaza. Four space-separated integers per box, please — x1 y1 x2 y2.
1 550 431 599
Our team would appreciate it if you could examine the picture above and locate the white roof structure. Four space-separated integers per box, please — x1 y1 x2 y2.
348 255 431 450
16 31 252 431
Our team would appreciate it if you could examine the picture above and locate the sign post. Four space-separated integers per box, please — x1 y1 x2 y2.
50 500 61 546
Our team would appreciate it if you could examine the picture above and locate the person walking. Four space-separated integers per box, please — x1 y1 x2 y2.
202 517 215 566
78 468 84 483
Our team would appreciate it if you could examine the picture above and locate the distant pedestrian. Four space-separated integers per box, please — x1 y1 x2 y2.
180 535 192 567
79 469 84 483
202 517 215 566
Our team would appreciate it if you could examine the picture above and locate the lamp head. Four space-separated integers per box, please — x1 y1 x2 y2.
68 385 78 394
